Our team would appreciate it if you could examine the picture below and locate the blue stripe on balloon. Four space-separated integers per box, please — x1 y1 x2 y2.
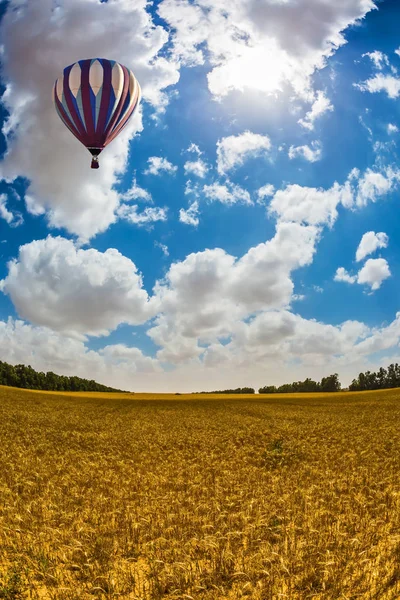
89 86 97 129
104 87 116 129
72 90 87 131
112 90 130 132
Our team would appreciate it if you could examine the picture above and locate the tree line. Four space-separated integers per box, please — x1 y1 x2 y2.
349 363 400 391
196 387 256 394
0 361 126 393
2 359 400 395
259 373 341 394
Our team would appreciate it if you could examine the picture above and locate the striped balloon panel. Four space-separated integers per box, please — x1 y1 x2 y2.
53 58 141 151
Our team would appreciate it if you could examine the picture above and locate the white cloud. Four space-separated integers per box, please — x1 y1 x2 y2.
120 178 152 203
117 204 167 226
203 182 251 205
0 318 159 390
187 143 202 155
144 156 178 176
155 241 169 257
270 165 400 228
150 221 319 364
362 50 389 69
159 0 376 100
0 236 153 337
5 309 400 392
179 201 200 227
25 194 45 217
100 344 160 373
298 91 334 130
356 231 389 262
184 159 208 178
356 167 400 206
357 258 391 290
0 233 398 391
257 184 275 203
270 181 352 227
335 259 390 291
356 74 400 98
0 194 23 227
288 141 322 162
387 123 399 134
216 131 271 175
334 267 356 284
0 0 180 241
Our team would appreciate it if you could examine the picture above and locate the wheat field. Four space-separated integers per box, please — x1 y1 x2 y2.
0 385 400 599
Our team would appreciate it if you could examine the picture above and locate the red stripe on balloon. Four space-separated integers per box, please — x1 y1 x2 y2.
94 59 112 148
54 86 83 143
105 95 138 146
105 81 140 145
103 65 129 143
80 59 95 143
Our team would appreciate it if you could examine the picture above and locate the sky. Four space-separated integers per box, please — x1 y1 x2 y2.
1 0 400 392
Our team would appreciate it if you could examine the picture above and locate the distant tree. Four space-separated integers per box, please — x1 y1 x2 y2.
259 373 341 394
199 387 255 394
320 374 341 393
259 385 277 394
0 360 127 393
349 363 400 392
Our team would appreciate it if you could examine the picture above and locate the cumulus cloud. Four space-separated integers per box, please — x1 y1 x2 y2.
149 221 319 363
362 50 389 69
184 159 208 178
298 91 334 130
5 308 400 392
387 123 399 134
334 267 357 284
0 236 153 337
335 259 390 291
356 231 389 262
144 156 178 176
257 184 275 203
356 74 400 98
203 181 251 205
270 165 400 228
100 344 160 373
270 181 352 227
179 200 200 227
0 318 159 390
216 131 271 175
0 0 180 241
288 141 322 162
356 167 400 206
159 0 375 100
116 204 167 226
0 194 23 227
120 178 152 203
357 258 391 290
187 143 202 155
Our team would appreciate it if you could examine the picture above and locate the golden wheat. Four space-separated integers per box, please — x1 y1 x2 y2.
0 385 400 599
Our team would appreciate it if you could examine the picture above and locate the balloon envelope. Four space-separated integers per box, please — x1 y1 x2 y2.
53 58 141 168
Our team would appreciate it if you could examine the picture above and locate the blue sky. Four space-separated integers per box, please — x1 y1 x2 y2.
1 0 400 391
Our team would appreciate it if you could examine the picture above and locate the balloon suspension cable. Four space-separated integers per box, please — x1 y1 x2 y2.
91 156 99 169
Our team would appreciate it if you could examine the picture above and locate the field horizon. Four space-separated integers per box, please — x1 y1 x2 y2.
0 383 388 401
1 385 400 599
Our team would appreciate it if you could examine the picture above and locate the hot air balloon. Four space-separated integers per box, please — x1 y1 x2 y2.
53 58 141 169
